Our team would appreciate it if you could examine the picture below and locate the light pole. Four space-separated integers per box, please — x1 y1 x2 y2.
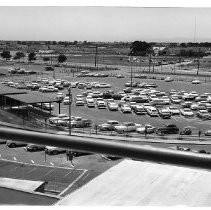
68 86 72 136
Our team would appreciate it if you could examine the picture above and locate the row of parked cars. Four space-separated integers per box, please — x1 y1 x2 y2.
57 85 211 120
0 139 89 156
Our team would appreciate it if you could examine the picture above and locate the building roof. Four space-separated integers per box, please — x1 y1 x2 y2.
0 85 27 95
5 92 59 104
58 159 211 206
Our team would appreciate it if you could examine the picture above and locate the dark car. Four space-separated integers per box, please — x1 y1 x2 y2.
45 66 54 71
6 140 27 148
156 124 179 135
123 87 133 93
25 144 46 152
112 94 123 100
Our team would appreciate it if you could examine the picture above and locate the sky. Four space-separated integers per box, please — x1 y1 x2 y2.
0 7 211 42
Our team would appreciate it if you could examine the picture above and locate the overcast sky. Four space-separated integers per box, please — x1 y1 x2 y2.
0 7 211 42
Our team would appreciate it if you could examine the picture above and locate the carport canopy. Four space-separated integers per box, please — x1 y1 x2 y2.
5 93 59 105
0 84 27 95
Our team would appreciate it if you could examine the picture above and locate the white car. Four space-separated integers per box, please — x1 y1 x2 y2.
180 108 194 117
192 80 201 84
165 77 174 82
39 86 49 92
49 114 68 124
95 83 111 88
43 103 54 111
167 106 180 115
107 102 119 111
63 96 71 105
170 96 181 104
75 99 85 106
56 92 65 101
121 104 132 113
136 124 155 134
146 106 159 117
97 100 106 109
87 100 95 108
114 122 141 133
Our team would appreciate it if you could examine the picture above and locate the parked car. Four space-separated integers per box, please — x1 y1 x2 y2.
156 124 179 135
180 127 192 135
107 102 119 111
192 79 201 84
71 118 92 128
114 122 141 133
133 105 146 115
196 110 211 120
98 120 119 131
75 99 85 106
45 146 66 155
56 92 65 101
96 100 106 109
165 77 174 82
25 144 46 152
158 108 171 119
6 140 27 148
136 124 155 134
167 106 180 115
146 106 159 117
43 103 54 111
87 99 95 108
180 108 194 117
121 104 132 113
205 130 211 136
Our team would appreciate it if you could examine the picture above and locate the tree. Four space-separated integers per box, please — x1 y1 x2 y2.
43 57 50 62
1 51 11 60
13 51 25 60
58 54 67 63
129 41 151 56
28 52 36 62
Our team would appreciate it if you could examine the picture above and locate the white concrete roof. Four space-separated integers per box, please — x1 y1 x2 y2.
58 159 211 206
0 177 44 191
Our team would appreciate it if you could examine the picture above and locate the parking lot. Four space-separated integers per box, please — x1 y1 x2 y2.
1 69 211 137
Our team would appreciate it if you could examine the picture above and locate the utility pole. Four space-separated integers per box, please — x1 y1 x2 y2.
94 45 98 69
149 53 151 73
68 86 72 136
197 48 200 76
130 58 133 87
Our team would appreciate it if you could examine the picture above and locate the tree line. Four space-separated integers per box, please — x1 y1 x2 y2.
0 51 67 63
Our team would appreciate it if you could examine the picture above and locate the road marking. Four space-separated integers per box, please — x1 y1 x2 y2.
13 157 17 161
31 160 35 164
44 169 54 177
27 167 37 175
63 170 74 178
59 169 87 196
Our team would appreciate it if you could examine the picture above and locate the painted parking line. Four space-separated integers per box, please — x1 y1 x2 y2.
0 158 85 171
63 170 74 178
27 167 37 175
44 169 55 177
59 169 87 196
